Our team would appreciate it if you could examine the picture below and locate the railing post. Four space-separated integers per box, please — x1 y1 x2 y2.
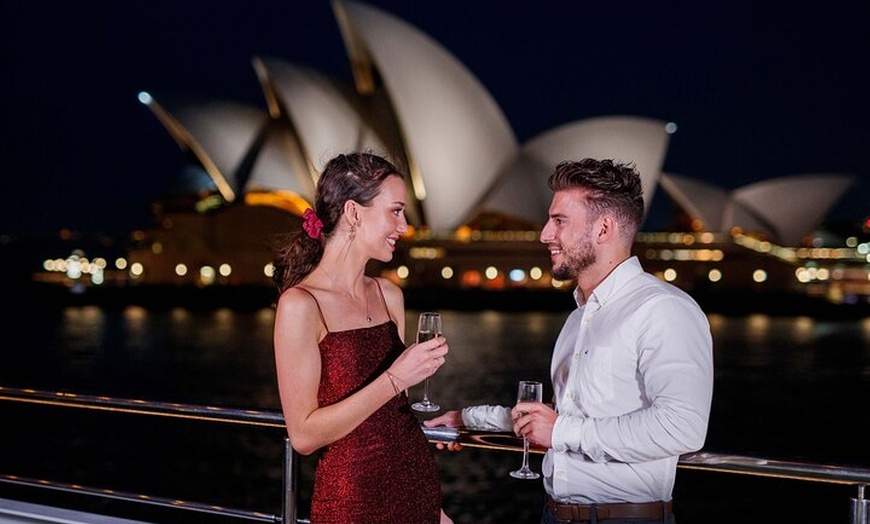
282 438 298 524
851 485 868 524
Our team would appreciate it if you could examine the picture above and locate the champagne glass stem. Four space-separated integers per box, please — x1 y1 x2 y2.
412 376 439 411
521 435 531 469
422 377 431 402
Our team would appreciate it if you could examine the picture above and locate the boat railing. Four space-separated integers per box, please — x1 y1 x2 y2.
1 386 867 524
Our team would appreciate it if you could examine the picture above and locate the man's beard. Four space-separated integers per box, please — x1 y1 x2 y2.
552 237 596 281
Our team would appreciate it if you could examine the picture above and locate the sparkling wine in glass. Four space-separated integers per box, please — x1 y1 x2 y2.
509 380 543 479
411 312 442 413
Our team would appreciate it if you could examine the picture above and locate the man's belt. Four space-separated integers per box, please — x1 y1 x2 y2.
546 496 673 521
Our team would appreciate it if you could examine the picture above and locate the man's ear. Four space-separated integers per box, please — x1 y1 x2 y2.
597 215 616 243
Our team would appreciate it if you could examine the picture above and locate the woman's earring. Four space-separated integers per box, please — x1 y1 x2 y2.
349 224 357 242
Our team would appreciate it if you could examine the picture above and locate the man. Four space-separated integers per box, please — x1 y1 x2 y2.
426 158 713 523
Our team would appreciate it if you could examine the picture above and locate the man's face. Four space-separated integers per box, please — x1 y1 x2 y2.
539 189 596 281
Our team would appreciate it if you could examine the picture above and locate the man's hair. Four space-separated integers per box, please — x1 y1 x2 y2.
548 158 645 240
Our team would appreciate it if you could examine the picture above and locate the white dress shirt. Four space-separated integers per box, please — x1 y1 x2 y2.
463 256 713 504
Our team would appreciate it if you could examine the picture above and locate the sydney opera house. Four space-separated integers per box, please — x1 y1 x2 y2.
35 1 870 311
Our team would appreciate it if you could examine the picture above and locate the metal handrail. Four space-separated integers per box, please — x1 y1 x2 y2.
0 386 288 523
0 386 285 428
0 474 277 523
1 386 867 523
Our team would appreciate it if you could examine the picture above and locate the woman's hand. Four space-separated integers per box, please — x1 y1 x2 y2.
387 335 449 389
434 441 463 452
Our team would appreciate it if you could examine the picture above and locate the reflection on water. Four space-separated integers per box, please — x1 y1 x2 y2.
1 305 868 523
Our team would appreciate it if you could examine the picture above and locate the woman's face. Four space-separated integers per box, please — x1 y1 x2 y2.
358 175 408 262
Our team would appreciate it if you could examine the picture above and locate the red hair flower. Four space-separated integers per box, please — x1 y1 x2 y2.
302 208 323 239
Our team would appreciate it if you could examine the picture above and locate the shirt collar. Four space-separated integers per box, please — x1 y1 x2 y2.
572 256 642 309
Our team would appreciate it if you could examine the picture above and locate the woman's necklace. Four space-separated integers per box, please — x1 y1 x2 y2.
321 267 372 323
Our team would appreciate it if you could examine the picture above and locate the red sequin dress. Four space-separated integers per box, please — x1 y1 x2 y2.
309 318 441 523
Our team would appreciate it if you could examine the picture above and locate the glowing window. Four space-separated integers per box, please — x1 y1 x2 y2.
508 269 526 282
200 266 216 285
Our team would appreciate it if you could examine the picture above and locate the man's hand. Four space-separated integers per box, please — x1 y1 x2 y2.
424 410 463 428
511 401 557 449
424 410 463 451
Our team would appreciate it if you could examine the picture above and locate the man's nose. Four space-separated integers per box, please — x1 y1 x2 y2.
539 223 553 243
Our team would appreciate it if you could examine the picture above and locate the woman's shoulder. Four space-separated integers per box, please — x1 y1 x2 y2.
276 285 322 316
371 276 403 301
278 284 315 300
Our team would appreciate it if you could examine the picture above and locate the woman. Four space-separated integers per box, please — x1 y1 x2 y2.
272 152 453 523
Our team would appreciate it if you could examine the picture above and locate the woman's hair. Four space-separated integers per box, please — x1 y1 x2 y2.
272 152 404 293
548 158 645 242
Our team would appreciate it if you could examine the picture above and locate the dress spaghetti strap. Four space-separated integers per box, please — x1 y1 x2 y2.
372 278 392 324
296 286 330 332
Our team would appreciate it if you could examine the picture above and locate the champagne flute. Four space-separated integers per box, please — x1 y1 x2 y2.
509 380 543 479
411 312 442 412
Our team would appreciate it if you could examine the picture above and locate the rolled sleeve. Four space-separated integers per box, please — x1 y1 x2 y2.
461 405 513 431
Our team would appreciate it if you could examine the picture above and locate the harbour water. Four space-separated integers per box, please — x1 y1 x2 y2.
1 297 868 523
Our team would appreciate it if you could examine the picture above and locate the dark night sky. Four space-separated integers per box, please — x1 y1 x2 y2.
2 1 868 237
